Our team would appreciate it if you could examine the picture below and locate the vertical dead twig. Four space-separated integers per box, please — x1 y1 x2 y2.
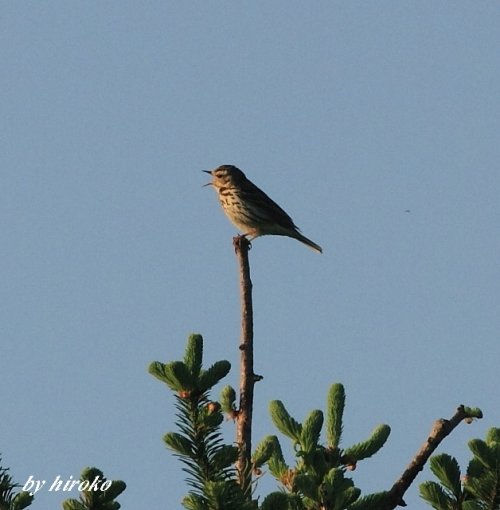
233 235 255 497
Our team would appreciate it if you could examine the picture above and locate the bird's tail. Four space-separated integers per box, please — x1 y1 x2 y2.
293 231 323 253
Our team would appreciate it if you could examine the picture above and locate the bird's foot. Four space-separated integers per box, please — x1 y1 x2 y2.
233 234 252 252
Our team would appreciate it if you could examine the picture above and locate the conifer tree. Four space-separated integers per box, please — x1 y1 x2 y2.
153 238 484 509
62 467 126 510
420 428 500 510
253 383 391 510
0 462 124 510
149 334 252 510
0 457 33 510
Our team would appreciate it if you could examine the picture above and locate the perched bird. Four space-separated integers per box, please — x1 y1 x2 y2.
204 165 322 253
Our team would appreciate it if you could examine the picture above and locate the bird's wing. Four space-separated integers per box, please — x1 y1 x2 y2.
240 180 298 230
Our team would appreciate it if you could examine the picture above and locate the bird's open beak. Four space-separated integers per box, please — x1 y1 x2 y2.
202 170 212 187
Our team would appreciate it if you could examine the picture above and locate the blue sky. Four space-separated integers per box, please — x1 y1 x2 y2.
1 2 499 508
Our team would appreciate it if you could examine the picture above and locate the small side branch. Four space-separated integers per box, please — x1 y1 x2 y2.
384 405 480 508
233 235 255 496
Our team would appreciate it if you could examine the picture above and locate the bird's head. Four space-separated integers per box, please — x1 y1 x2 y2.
203 165 246 189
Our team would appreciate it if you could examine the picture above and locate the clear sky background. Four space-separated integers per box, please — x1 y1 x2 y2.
1 2 499 509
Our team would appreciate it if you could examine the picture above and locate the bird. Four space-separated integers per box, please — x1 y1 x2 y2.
203 165 322 253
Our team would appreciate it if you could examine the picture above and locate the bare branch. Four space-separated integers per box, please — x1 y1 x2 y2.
384 405 479 508
233 235 255 497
